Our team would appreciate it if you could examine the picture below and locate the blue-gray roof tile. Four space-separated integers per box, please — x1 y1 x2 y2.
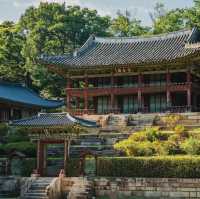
0 82 64 108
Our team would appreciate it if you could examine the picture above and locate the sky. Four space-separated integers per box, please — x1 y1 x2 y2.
0 0 194 25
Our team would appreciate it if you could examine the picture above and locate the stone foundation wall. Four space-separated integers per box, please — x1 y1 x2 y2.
94 178 200 198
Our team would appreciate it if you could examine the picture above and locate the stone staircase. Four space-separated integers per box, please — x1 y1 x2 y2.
0 176 20 198
22 178 54 199
67 177 93 199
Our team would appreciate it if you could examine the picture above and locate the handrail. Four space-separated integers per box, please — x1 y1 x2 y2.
68 82 192 90
69 106 195 115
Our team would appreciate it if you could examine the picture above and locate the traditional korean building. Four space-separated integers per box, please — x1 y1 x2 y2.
0 82 64 122
11 112 98 176
39 28 200 115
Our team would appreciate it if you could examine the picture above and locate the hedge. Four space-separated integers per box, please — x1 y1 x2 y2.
97 156 200 178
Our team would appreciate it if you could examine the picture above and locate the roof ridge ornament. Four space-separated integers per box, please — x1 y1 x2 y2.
73 34 95 57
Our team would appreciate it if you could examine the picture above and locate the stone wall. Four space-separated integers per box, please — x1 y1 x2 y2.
94 178 200 198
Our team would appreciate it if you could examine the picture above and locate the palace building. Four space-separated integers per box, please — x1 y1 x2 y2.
39 28 200 115
0 82 64 122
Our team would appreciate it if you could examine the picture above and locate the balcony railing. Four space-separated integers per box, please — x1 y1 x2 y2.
67 82 192 91
69 106 195 115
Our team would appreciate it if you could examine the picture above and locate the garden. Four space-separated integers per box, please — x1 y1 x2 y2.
96 114 200 178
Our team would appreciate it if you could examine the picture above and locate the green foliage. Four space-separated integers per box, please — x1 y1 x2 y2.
7 128 29 142
110 11 150 36
4 142 36 157
67 158 80 177
161 114 184 130
0 21 25 82
0 123 8 137
180 137 200 155
17 3 111 97
97 156 200 178
174 125 188 138
20 158 36 176
114 128 170 156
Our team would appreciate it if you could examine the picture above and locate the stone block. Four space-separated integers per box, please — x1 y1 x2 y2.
144 191 162 197
169 191 190 198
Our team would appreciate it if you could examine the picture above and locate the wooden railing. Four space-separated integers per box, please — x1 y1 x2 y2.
69 106 194 115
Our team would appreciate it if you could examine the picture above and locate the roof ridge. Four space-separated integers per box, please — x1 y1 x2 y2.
94 29 192 43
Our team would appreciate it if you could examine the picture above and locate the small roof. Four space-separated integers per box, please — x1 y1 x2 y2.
39 28 200 69
11 112 98 128
0 82 64 109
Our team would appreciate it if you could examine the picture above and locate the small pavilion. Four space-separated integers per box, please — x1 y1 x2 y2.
11 112 98 176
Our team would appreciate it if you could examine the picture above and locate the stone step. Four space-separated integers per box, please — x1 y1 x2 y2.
22 178 54 199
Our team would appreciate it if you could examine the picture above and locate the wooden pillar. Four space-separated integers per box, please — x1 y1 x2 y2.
187 69 191 83
37 140 44 176
84 76 88 113
111 74 115 112
43 144 47 176
187 69 192 110
64 139 69 176
166 70 171 107
187 89 192 108
138 73 143 111
66 78 71 112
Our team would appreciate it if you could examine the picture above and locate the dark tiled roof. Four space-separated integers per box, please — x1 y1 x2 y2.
0 82 64 108
39 28 200 68
11 113 98 128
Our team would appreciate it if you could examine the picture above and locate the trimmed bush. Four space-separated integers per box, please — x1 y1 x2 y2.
4 142 36 157
97 156 200 178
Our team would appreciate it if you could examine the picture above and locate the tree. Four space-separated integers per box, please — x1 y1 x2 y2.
18 3 111 97
149 2 167 24
0 21 26 82
110 10 150 36
153 9 187 34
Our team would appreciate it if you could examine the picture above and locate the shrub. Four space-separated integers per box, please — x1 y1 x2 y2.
180 138 200 155
114 128 170 156
67 158 80 177
161 114 184 130
174 125 188 138
4 142 36 157
152 141 169 156
114 140 155 157
166 134 183 155
0 123 8 137
7 128 29 143
97 156 200 178
20 158 36 176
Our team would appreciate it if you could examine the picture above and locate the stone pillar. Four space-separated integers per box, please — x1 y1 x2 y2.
37 140 44 176
84 76 88 113
64 139 68 176
166 70 171 107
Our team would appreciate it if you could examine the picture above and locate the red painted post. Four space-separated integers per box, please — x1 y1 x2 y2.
166 70 171 107
37 140 44 176
138 73 143 111
187 70 192 110
111 74 115 112
84 76 88 114
66 78 71 112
